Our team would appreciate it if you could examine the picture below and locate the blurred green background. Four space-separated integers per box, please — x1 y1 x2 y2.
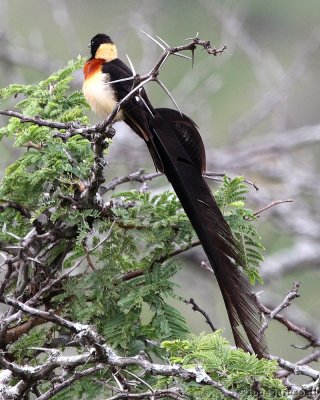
0 0 319 362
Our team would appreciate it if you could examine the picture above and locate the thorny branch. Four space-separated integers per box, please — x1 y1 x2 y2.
103 169 162 192
0 35 226 138
0 35 226 212
0 299 241 399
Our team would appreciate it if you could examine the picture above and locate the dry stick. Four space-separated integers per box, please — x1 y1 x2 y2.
0 110 91 135
104 169 260 193
277 350 320 379
259 282 300 335
36 364 105 400
26 221 116 306
0 225 115 340
107 389 184 400
269 354 319 380
0 298 241 399
254 199 293 217
184 297 217 332
204 171 260 191
104 170 162 192
2 297 84 333
254 291 320 348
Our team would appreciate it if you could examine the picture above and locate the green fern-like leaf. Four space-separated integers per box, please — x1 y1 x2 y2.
215 176 248 212
150 302 190 340
215 176 264 283
0 58 93 209
161 332 286 400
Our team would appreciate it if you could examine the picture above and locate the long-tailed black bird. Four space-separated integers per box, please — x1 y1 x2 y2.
83 33 267 357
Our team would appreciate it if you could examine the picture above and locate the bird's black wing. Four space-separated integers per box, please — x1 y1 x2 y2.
102 59 153 143
102 58 166 169
155 108 206 172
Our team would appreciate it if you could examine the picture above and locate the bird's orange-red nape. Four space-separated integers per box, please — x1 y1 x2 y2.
83 58 105 80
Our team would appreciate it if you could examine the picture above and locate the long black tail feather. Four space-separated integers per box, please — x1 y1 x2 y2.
149 108 267 357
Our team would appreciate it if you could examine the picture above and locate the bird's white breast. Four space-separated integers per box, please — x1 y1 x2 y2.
82 72 123 120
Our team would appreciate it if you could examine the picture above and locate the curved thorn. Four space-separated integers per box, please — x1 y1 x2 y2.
140 30 166 50
108 76 135 85
139 94 155 118
155 78 182 115
155 35 170 49
174 52 191 60
118 76 154 108
155 34 190 59
186 32 199 40
158 52 170 69
126 54 136 75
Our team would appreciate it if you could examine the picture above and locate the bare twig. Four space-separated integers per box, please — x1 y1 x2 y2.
0 110 89 135
204 171 259 191
107 388 185 400
104 170 162 192
254 199 293 217
277 350 320 380
259 282 300 335
184 297 217 332
269 354 319 380
36 364 105 400
254 289 320 348
2 296 86 333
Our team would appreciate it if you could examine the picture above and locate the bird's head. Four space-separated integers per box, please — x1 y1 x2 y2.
88 33 118 61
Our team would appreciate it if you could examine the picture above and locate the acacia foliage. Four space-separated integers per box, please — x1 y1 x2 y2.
0 60 284 399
